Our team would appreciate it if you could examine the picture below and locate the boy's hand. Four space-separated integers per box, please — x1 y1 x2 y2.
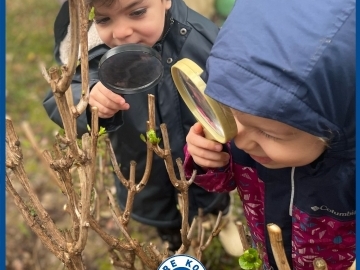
186 122 230 168
89 82 130 118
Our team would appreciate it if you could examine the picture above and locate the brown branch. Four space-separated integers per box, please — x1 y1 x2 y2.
49 78 84 161
43 150 81 239
135 140 154 193
21 121 66 193
109 208 159 270
105 189 123 218
73 166 90 252
267 223 291 270
63 0 79 89
97 154 105 192
88 215 132 251
108 201 134 243
195 211 223 261
106 138 129 188
72 0 90 117
148 242 164 263
6 175 66 262
93 188 100 221
6 120 66 249
134 95 156 192
41 0 84 162
158 124 192 192
236 221 251 251
148 95 156 130
122 161 137 226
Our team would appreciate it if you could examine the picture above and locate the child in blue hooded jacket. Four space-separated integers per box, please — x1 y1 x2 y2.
184 0 355 269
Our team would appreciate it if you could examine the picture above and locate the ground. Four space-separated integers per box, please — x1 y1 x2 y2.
6 0 241 269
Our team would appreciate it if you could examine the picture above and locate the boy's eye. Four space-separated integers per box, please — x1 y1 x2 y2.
257 129 280 141
130 8 147 17
94 17 109 24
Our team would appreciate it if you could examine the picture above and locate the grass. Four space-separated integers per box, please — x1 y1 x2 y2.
6 0 60 135
6 0 242 269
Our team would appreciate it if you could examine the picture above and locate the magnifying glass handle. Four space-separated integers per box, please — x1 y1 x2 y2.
203 127 217 142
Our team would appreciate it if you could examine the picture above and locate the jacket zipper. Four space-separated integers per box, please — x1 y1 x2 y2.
153 17 174 53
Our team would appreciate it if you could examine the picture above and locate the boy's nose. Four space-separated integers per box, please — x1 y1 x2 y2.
112 23 133 41
235 134 258 153
234 125 258 152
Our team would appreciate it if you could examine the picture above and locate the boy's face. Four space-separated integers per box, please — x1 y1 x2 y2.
231 110 326 169
93 0 171 48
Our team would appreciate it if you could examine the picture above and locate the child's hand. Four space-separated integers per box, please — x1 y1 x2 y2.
89 82 130 118
186 122 230 168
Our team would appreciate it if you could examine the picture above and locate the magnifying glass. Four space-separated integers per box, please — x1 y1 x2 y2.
98 43 163 95
171 58 237 143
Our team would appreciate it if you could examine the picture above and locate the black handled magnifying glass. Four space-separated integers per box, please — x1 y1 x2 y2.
98 46 236 143
171 58 237 143
98 43 163 95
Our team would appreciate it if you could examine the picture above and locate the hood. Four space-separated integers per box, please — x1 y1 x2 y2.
204 0 355 159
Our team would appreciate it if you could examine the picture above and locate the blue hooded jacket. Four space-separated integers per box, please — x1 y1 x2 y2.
199 0 355 268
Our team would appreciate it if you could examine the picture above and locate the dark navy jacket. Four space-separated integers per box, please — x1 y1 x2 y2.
184 0 355 268
43 0 229 228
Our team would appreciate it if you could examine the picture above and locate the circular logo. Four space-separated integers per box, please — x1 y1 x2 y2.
157 254 206 270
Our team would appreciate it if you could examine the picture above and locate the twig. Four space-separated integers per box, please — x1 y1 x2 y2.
6 175 65 260
236 221 251 250
20 121 66 194
6 120 66 249
267 223 291 270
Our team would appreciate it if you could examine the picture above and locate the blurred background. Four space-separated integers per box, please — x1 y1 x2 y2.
6 0 237 269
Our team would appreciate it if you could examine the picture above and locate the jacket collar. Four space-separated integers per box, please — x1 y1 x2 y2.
169 0 188 25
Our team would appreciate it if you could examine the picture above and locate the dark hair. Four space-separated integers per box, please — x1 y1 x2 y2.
87 0 166 7
86 0 116 7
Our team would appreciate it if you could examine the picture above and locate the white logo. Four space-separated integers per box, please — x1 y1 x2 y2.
157 254 206 270
311 205 355 216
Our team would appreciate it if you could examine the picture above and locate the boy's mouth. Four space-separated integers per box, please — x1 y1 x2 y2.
249 154 272 164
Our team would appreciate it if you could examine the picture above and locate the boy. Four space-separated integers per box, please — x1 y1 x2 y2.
43 0 242 255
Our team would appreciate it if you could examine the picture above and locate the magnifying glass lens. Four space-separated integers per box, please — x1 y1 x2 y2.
98 44 163 95
177 70 225 136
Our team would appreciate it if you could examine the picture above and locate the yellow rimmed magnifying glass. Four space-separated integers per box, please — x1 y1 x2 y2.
171 58 237 143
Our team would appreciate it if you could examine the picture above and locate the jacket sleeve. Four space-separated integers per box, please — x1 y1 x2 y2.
183 144 237 192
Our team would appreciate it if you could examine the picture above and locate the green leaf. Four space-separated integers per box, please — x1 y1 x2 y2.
253 259 262 269
239 259 255 270
238 248 262 270
98 126 107 136
88 7 95 21
140 134 146 142
146 129 161 144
